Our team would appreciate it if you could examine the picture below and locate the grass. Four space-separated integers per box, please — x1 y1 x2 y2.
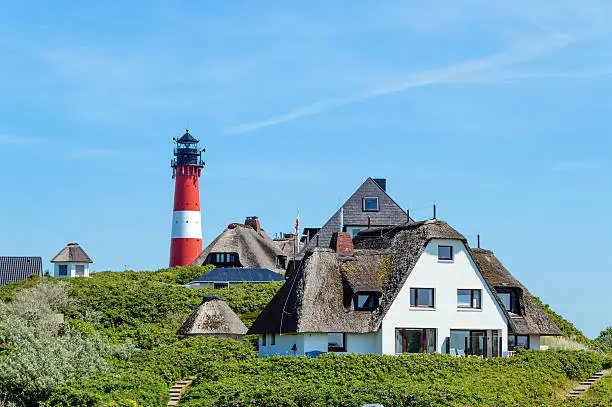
543 336 592 351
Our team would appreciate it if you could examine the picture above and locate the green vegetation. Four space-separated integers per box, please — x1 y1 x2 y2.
0 270 609 406
595 327 612 350
531 295 600 348
583 373 612 404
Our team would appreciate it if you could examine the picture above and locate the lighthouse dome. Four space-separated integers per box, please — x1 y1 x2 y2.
177 129 199 143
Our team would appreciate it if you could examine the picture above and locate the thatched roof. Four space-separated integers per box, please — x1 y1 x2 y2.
471 248 562 336
249 220 464 334
191 222 285 272
177 294 247 337
272 238 303 261
51 243 93 263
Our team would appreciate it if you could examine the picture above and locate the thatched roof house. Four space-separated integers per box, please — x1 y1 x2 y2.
178 294 247 340
470 248 562 336
250 220 468 334
191 217 286 273
250 218 560 358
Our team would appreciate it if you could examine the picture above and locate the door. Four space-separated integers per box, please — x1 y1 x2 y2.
469 331 486 356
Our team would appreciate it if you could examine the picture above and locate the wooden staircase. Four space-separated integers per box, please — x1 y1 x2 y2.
568 371 607 398
168 376 196 406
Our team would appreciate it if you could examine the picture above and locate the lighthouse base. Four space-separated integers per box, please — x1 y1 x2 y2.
170 238 202 267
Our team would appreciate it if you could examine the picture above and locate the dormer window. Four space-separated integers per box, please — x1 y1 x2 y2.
496 289 519 314
354 293 378 311
362 197 379 212
208 252 240 268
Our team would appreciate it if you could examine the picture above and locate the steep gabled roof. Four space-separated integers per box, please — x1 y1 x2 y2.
51 243 93 263
249 220 464 334
189 268 285 284
191 222 285 272
298 178 408 258
471 248 562 336
177 294 247 337
0 257 42 286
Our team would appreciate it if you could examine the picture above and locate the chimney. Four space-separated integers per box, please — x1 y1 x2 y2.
245 216 261 233
373 178 387 192
330 232 354 256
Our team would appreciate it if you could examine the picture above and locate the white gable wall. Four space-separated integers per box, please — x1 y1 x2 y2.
380 239 508 355
53 262 90 278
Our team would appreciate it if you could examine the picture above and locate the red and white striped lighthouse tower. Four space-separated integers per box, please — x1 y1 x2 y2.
169 129 205 267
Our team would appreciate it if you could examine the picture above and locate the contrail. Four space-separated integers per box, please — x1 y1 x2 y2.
225 34 570 135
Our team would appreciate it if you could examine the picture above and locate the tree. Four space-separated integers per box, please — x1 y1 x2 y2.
595 326 612 348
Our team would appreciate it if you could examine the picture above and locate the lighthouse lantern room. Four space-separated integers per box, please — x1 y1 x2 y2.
170 129 205 267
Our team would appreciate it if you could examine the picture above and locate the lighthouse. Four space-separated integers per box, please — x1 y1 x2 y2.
170 129 205 267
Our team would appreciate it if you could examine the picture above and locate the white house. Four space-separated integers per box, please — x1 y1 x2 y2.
248 220 560 357
50 243 93 278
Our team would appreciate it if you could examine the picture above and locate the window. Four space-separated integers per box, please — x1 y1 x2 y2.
508 335 529 349
498 292 511 311
354 293 378 311
328 333 346 352
362 197 379 212
262 334 266 346
457 289 482 309
58 264 68 276
395 328 436 353
410 288 434 308
209 252 240 268
346 227 366 238
75 265 85 276
438 245 453 261
213 282 229 289
271 333 275 346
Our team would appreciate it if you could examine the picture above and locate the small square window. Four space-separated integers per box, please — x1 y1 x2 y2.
75 265 85 276
58 264 68 276
457 289 482 309
438 245 453 261
354 293 378 311
328 333 346 352
362 197 379 212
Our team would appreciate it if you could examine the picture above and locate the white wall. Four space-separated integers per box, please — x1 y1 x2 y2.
258 332 380 357
53 263 90 278
529 335 541 350
380 239 508 355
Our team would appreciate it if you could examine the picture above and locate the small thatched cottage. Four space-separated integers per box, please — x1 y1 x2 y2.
178 294 247 340
249 219 560 357
51 243 93 278
191 216 287 273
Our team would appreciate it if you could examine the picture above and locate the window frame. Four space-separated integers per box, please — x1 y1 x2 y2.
437 245 454 261
396 328 437 354
270 333 275 346
354 293 378 311
508 334 530 350
75 264 85 276
457 289 482 309
328 333 347 352
362 197 380 212
410 288 435 308
58 264 68 276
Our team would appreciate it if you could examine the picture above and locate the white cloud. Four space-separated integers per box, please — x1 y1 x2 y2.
550 161 600 172
0 134 46 144
225 34 571 135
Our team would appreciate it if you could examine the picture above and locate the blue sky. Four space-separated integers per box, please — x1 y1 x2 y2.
0 1 610 338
